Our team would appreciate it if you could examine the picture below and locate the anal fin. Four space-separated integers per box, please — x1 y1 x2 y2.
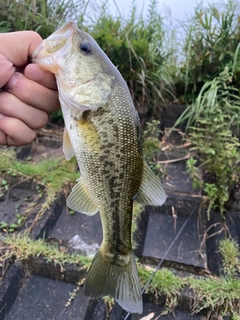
135 161 166 206
67 177 98 215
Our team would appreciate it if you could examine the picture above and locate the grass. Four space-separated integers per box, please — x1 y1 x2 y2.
190 238 240 318
81 0 176 122
0 233 92 269
175 0 240 103
0 149 78 194
0 149 78 193
0 0 88 37
0 149 79 231
1 233 239 318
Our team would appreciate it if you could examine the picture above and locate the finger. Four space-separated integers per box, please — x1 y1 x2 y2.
0 115 36 146
0 31 42 88
0 90 49 129
24 63 57 90
0 31 42 67
4 72 60 113
0 129 7 145
0 55 16 88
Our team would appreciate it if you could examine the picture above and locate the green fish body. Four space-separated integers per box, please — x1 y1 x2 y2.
32 22 166 314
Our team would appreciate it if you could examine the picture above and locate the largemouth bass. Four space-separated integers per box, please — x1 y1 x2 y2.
32 22 166 314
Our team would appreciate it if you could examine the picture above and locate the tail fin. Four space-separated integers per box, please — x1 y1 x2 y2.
84 250 143 314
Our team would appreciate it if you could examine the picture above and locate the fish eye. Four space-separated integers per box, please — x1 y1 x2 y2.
79 41 92 55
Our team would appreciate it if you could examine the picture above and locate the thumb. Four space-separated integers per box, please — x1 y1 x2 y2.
0 31 43 88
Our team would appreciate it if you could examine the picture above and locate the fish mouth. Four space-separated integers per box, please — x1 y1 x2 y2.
31 21 77 73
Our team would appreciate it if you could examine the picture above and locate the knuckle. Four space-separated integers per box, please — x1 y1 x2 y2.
32 111 48 129
0 91 12 111
12 131 36 146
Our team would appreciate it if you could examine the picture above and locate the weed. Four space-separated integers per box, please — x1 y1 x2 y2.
84 0 175 122
143 120 165 177
191 239 240 318
220 238 240 278
0 233 92 268
176 0 240 103
0 0 87 37
0 149 79 230
180 68 240 216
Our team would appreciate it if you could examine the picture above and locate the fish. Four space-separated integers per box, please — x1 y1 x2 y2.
32 21 166 314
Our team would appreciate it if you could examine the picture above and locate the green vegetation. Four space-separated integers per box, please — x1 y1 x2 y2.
0 149 79 232
175 0 240 102
191 238 240 319
0 149 78 196
1 234 239 318
84 0 175 121
0 233 91 268
143 120 165 177
183 68 240 216
0 0 88 38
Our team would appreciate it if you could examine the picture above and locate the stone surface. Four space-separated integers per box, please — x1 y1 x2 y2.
142 202 207 271
0 264 26 319
5 275 89 320
162 160 202 199
50 206 102 246
0 179 41 234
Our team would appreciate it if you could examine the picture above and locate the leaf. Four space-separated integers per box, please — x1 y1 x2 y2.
1 179 8 185
0 222 8 228
9 223 18 229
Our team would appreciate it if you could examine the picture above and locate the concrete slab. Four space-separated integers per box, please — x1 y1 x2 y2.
0 264 26 319
0 178 42 234
162 161 198 196
6 275 89 320
142 203 207 271
50 206 102 246
131 305 203 319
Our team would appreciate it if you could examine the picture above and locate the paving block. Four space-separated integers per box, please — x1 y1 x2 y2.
0 185 39 229
142 203 207 271
162 160 198 196
0 264 26 319
50 206 102 246
131 306 203 319
5 275 89 320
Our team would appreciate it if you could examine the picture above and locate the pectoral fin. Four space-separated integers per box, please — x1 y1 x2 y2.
67 177 98 215
63 127 75 161
135 161 166 206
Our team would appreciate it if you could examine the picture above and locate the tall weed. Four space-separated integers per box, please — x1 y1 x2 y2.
84 0 175 122
175 0 240 103
185 68 240 216
0 0 88 38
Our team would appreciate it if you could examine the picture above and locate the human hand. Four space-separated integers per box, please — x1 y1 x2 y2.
0 31 60 146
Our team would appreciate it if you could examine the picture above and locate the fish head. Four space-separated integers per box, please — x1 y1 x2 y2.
32 21 118 111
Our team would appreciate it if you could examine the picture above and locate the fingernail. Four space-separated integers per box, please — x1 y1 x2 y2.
4 73 18 90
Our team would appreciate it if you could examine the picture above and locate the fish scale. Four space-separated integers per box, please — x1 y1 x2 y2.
32 21 166 314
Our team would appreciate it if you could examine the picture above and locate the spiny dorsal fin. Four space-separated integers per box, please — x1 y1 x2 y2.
67 177 98 215
135 161 166 206
84 250 143 314
63 127 75 161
